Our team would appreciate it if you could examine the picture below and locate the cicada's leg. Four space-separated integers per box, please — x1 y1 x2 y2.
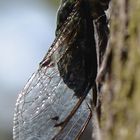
92 0 111 123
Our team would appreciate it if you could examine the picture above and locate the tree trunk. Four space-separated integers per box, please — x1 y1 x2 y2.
100 0 140 140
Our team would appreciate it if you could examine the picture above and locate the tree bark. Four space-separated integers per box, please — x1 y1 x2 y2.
100 0 140 140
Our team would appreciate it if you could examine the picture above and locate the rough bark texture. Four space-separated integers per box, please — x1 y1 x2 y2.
100 0 140 140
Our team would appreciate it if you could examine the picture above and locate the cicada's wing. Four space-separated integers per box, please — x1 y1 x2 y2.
54 93 92 140
13 1 94 140
13 63 92 140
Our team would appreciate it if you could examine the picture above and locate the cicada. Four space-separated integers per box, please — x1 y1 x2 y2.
13 0 110 139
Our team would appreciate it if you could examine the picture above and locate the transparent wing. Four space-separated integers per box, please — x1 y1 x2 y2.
54 100 92 140
13 63 92 140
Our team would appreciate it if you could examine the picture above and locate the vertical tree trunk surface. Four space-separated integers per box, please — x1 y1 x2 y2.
100 0 140 140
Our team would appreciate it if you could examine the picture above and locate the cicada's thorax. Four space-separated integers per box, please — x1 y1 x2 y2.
57 0 97 96
56 0 110 33
56 0 110 34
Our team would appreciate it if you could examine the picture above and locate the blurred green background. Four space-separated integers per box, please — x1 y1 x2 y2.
0 0 59 139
